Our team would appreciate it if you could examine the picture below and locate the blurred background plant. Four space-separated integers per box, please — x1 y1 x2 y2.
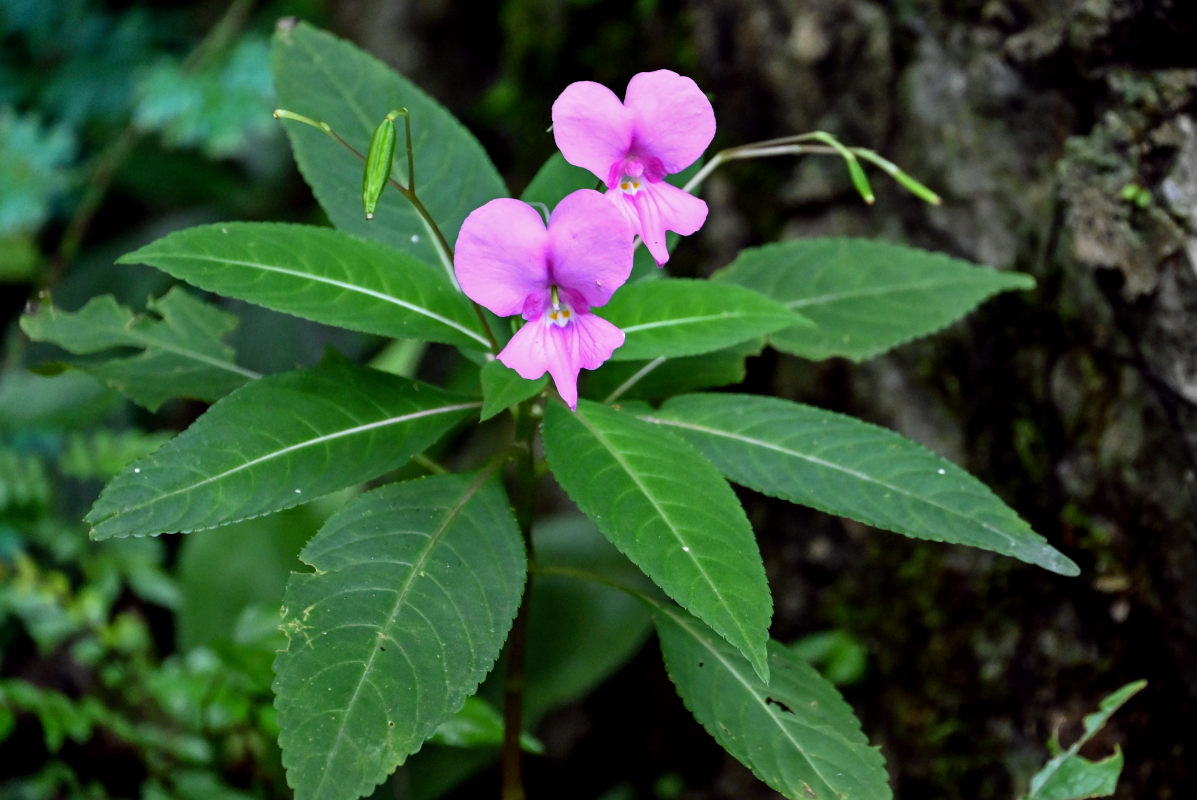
0 1 326 796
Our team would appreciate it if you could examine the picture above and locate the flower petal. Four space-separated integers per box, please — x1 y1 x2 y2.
497 311 625 411
547 189 634 310
613 181 709 266
624 70 715 176
498 318 551 381
454 198 549 317
552 80 633 187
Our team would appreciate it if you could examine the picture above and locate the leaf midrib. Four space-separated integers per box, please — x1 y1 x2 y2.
620 309 791 335
150 252 488 347
780 275 1025 309
311 471 493 799
573 409 758 661
656 603 861 796
121 324 261 379
641 411 1024 551
91 402 481 525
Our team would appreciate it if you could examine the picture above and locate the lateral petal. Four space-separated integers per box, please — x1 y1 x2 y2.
455 199 549 317
547 189 634 310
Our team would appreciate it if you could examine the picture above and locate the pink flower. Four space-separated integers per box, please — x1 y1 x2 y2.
454 189 634 410
552 69 715 266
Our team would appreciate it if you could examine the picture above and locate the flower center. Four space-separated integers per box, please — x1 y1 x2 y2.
618 175 644 195
547 286 574 327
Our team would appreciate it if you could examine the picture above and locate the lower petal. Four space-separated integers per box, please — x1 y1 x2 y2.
497 318 551 381
496 312 625 410
614 182 708 266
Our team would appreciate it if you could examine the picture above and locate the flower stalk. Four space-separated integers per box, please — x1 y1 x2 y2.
272 107 501 353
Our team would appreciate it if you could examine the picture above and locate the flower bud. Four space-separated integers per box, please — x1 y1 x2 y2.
362 115 397 220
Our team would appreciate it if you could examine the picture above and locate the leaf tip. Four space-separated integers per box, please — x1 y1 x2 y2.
1042 548 1081 577
275 16 299 38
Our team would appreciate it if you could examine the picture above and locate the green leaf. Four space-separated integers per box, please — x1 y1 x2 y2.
542 400 771 681
642 393 1079 576
713 238 1034 361
428 696 542 754
525 513 657 718
116 222 489 350
479 360 545 421
1025 680 1145 800
271 21 505 270
520 151 594 208
275 472 525 800
583 340 761 404
788 630 868 686
86 357 479 540
20 287 256 411
176 500 332 650
652 601 891 800
602 279 806 361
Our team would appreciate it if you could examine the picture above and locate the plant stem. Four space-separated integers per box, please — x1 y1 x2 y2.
500 596 531 800
501 399 541 800
273 110 502 353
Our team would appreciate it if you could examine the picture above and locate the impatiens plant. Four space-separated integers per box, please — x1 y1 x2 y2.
21 20 1084 800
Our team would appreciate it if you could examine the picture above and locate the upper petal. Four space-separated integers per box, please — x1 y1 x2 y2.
624 70 715 176
454 198 549 317
547 189 634 309
552 80 634 187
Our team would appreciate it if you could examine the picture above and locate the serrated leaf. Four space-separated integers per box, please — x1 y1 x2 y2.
642 393 1078 576
1028 749 1123 800
271 21 505 270
652 601 891 800
479 359 545 421
86 357 479 540
275 472 525 800
584 339 761 404
20 287 256 411
1026 680 1145 800
116 222 489 350
542 400 771 681
602 279 806 361
713 238 1034 361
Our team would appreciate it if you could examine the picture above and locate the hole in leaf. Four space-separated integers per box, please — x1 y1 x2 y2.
765 697 794 714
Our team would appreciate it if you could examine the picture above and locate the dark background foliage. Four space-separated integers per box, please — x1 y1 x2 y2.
3 0 1195 798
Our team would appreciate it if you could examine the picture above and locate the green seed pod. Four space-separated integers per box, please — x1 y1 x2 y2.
362 116 397 220
891 169 941 206
844 156 875 205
